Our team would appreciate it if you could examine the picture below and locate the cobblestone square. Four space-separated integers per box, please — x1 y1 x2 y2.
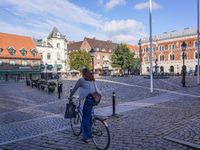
0 76 200 149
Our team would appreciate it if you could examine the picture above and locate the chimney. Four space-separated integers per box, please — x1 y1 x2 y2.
69 41 72 45
72 41 75 43
107 40 112 43
93 37 96 40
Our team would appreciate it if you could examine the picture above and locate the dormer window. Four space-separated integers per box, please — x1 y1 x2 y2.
7 46 15 55
0 47 2 55
19 48 27 56
30 48 37 56
57 32 60 38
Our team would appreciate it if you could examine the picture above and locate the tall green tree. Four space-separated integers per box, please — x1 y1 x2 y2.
70 49 91 71
110 43 138 74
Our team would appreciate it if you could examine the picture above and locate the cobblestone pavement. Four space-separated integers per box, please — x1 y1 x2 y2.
0 76 200 149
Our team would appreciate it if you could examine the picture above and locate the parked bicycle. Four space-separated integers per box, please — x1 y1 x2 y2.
70 97 110 150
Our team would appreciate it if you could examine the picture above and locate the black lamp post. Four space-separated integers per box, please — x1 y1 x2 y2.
181 41 187 87
90 48 95 73
46 63 48 83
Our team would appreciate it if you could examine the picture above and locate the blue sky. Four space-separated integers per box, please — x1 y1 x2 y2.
0 0 198 45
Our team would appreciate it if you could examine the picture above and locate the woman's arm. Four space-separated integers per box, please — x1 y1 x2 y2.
69 79 82 98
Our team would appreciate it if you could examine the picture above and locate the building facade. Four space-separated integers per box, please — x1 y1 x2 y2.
67 37 118 75
0 32 41 81
139 27 200 75
33 27 68 78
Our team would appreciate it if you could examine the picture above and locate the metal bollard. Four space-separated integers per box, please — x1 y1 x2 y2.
112 92 116 116
58 83 62 99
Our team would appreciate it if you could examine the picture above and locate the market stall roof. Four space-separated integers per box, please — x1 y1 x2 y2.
69 69 80 73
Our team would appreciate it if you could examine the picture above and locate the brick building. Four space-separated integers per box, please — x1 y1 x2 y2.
67 37 118 75
138 27 200 75
0 32 41 81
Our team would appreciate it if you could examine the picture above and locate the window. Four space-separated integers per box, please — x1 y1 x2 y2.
22 60 27 66
39 53 43 59
147 67 150 72
47 53 51 60
172 44 175 50
109 49 112 52
194 41 200 47
30 49 37 56
97 61 100 65
169 45 171 50
96 47 99 51
7 46 15 55
162 46 164 51
33 61 38 66
195 51 200 59
87 48 90 51
57 43 60 48
102 49 106 52
0 60 2 65
159 46 162 51
181 52 188 60
19 48 27 56
170 53 175 60
10 60 15 66
43 41 46 46
57 53 61 60
97 55 100 59
144 55 148 62
153 47 155 52
170 66 174 73
152 54 156 61
160 54 164 61
82 49 85 51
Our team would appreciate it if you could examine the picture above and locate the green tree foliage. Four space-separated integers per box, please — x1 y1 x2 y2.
110 43 138 74
70 49 91 71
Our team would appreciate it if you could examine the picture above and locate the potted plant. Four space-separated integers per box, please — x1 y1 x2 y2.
40 80 46 90
48 81 56 93
31 79 38 88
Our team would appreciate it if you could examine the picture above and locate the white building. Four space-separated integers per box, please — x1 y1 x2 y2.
33 27 68 78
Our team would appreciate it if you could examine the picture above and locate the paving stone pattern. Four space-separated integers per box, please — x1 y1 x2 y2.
0 76 200 149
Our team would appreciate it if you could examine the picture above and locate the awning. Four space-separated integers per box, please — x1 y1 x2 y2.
70 69 80 73
57 64 63 68
41 64 45 69
0 70 42 74
47 64 53 69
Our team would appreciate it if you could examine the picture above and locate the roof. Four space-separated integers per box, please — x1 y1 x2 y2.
0 32 41 59
126 44 139 52
140 27 198 43
32 38 53 48
67 41 83 51
85 37 117 51
47 27 66 39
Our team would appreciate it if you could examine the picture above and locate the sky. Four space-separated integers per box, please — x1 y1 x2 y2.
0 0 198 45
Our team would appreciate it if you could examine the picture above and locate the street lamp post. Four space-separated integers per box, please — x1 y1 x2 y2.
181 41 187 87
90 48 95 73
46 63 48 83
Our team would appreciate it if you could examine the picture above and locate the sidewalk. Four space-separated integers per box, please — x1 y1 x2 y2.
95 85 200 117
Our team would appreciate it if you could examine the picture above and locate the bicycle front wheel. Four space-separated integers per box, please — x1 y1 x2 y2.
92 118 110 150
70 112 82 136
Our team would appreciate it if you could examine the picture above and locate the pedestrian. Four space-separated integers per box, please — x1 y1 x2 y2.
69 68 101 143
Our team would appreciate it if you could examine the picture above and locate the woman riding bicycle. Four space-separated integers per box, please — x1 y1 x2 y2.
69 68 101 143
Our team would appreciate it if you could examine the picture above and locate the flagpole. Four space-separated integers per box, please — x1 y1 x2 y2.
149 0 153 93
197 0 200 84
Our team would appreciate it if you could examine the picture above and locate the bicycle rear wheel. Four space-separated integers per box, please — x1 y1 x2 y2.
92 118 110 150
70 112 82 136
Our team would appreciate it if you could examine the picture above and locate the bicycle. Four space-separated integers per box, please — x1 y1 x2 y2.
70 97 110 150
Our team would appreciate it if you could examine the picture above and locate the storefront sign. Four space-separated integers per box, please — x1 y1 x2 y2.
19 66 31 69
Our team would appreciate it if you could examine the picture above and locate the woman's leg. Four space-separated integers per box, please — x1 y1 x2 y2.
82 97 94 139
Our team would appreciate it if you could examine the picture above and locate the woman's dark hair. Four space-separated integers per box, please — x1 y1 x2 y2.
82 68 95 81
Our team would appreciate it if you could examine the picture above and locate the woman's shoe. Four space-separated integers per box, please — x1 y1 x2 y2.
81 139 89 143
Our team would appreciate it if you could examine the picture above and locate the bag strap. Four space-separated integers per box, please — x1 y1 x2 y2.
93 81 97 92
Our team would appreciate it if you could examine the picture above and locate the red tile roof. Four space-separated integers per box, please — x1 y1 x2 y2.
0 32 41 59
126 44 139 52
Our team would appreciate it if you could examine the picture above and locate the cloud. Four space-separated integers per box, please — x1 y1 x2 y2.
134 1 162 10
101 19 144 44
104 0 126 11
0 0 104 40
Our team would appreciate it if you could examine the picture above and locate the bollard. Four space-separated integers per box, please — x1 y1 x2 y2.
70 86 72 93
112 92 116 116
58 83 62 99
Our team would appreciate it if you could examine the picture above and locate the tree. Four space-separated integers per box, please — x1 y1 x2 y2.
110 43 138 74
70 49 91 71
